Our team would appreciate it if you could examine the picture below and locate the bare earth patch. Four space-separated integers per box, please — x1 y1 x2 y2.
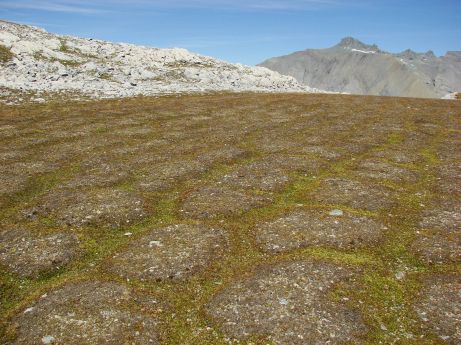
0 229 80 278
64 157 131 189
206 260 367 344
309 178 395 211
24 188 146 228
435 163 461 195
196 146 247 166
301 145 342 160
0 173 28 199
179 186 271 219
372 149 422 164
108 224 228 281
411 229 461 264
354 159 418 183
10 280 162 345
221 160 290 191
411 203 461 264
136 159 208 193
220 154 322 191
419 204 461 231
414 275 461 344
255 209 386 253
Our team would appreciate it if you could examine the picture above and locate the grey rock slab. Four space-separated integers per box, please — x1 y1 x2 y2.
206 260 367 344
10 280 161 345
256 209 386 253
109 224 227 281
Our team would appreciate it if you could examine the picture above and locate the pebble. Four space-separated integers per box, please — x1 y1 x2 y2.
395 271 406 281
41 335 55 344
329 209 344 216
279 298 289 305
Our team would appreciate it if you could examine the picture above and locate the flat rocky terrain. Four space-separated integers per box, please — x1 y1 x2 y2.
0 93 460 344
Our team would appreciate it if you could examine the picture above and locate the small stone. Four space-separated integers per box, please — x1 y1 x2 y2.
395 271 405 281
329 209 344 216
279 298 289 305
41 335 55 344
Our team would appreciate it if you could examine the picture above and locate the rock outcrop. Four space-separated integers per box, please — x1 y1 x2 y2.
0 20 318 103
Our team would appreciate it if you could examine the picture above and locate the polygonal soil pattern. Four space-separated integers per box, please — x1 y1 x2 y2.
414 275 461 344
0 229 80 278
10 281 161 345
221 160 290 191
221 155 322 192
256 209 386 253
136 159 208 192
24 188 146 228
411 229 461 264
109 224 227 281
372 149 422 164
419 204 461 231
64 157 131 189
206 260 367 344
354 159 418 183
179 186 271 219
309 178 395 211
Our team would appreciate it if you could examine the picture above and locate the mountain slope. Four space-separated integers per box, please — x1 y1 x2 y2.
259 37 461 98
0 20 317 103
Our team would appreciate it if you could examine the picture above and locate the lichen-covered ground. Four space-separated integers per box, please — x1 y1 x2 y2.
0 93 459 345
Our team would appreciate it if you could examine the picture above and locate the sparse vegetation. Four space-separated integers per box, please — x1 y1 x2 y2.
0 93 459 344
59 39 70 53
32 51 82 68
0 45 14 63
455 92 461 100
98 72 112 81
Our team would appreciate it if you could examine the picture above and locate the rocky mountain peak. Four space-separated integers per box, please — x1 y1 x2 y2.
259 36 461 99
335 37 379 52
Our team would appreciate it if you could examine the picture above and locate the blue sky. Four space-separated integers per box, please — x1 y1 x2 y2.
1 0 460 65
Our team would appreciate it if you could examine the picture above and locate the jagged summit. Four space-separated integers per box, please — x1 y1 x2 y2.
0 20 319 103
335 37 380 52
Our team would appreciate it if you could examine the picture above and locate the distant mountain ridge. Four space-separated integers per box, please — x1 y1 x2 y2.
0 20 319 103
259 37 461 98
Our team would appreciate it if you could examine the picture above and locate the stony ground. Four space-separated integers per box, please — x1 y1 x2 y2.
0 93 459 345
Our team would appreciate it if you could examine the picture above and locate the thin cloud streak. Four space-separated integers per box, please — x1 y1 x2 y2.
0 0 352 14
0 1 106 14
